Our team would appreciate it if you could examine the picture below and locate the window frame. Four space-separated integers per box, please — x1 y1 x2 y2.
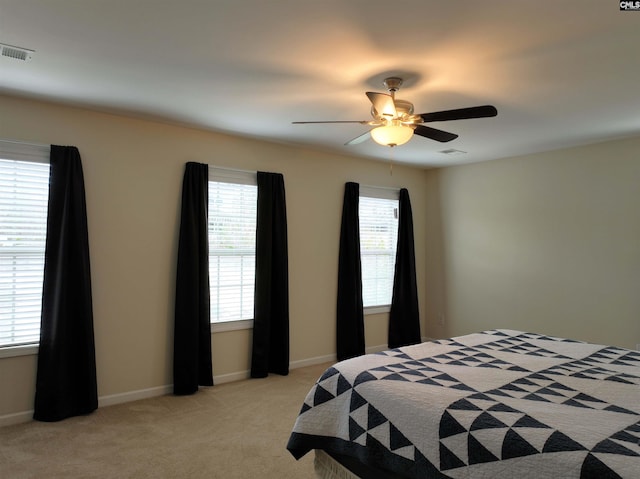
359 185 400 315
207 166 257 333
0 140 50 357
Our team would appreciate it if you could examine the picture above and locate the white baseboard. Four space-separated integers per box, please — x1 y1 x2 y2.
0 410 34 428
290 352 336 369
214 351 338 385
213 370 250 384
288 342 389 368
99 385 173 408
215 344 388 384
0 385 175 428
0 344 391 428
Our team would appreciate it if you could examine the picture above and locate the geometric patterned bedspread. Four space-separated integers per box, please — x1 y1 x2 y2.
287 330 640 478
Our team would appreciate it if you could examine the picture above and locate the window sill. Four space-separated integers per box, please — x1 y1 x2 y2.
364 305 391 315
211 319 253 333
0 344 39 359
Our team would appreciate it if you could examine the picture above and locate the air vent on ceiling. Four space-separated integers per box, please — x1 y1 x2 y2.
1 43 34 62
439 148 467 156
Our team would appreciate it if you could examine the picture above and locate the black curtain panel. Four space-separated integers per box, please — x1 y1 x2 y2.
173 162 214 395
251 172 290 378
33 145 97 422
389 188 421 348
336 182 365 361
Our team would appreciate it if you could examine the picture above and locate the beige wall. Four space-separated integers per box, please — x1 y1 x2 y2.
0 94 429 419
2 92 639 422
424 137 640 349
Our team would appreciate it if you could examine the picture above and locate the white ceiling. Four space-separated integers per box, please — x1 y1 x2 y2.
1 0 639 167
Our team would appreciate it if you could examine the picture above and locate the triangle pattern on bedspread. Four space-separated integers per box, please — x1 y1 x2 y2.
347 391 416 460
288 330 640 479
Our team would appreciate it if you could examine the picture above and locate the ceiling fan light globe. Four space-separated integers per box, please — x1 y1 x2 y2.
370 124 413 147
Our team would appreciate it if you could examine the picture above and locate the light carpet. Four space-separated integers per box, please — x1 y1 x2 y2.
0 362 331 478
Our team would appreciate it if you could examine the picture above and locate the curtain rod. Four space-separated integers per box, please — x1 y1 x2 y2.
0 138 49 148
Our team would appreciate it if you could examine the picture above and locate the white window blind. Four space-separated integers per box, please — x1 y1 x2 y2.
359 190 399 308
208 168 257 323
0 155 50 348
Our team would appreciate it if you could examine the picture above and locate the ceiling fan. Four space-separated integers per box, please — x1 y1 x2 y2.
293 77 497 147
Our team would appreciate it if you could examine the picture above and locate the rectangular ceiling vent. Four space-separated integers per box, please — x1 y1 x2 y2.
438 148 467 156
1 43 34 62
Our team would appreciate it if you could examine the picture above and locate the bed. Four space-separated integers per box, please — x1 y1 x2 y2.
287 330 640 478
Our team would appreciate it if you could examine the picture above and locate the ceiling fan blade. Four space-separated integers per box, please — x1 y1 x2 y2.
418 105 497 123
366 92 397 118
413 125 458 142
292 120 370 124
344 130 372 146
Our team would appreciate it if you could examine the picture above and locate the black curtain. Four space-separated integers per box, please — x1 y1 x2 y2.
173 162 213 395
336 182 365 361
33 145 97 422
389 188 421 348
251 172 289 378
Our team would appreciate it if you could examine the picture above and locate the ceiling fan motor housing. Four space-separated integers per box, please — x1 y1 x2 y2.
371 99 414 121
383 77 403 92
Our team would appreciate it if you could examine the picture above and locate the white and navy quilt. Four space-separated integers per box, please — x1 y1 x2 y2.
287 330 640 478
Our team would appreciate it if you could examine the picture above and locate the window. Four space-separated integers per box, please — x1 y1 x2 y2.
359 187 399 310
0 142 50 349
208 167 257 325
